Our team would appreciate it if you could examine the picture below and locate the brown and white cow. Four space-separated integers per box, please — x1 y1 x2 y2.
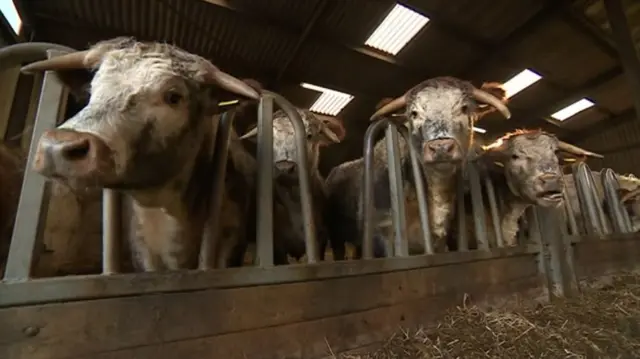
325 76 511 259
239 108 346 262
459 129 603 248
20 37 261 271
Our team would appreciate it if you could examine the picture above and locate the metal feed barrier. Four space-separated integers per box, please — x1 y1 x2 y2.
1 42 640 359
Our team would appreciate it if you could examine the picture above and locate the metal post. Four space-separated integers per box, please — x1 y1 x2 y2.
397 125 433 255
483 173 504 247
4 50 68 281
572 163 604 235
604 0 640 120
562 185 579 236
102 189 121 274
467 162 489 250
456 171 468 251
385 124 408 257
601 168 632 233
199 111 236 269
256 95 274 267
268 91 318 263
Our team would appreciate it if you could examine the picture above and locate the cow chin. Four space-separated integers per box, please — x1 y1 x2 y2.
532 190 565 207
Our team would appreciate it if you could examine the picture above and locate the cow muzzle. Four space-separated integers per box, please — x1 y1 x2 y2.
275 160 297 175
423 138 462 163
534 173 563 205
33 129 115 184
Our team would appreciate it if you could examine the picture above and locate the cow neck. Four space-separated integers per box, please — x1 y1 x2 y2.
498 182 530 246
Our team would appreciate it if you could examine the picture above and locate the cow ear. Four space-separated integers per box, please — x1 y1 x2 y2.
53 69 94 103
317 116 346 146
475 82 508 118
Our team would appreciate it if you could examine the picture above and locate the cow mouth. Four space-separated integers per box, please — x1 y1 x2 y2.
537 190 563 202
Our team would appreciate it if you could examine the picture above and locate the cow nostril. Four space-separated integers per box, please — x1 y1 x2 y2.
61 139 91 161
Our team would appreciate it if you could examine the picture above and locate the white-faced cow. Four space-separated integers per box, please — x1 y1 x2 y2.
460 129 603 248
325 76 511 259
21 37 261 271
239 108 346 262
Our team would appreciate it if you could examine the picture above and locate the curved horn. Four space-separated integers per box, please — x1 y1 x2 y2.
369 94 407 121
21 50 93 73
205 69 260 101
472 88 511 119
239 127 258 140
0 43 78 71
320 126 341 143
557 141 603 158
621 188 640 203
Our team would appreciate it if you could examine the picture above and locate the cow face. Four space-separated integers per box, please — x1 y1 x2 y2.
240 109 345 176
22 37 258 190
482 130 603 207
371 77 511 175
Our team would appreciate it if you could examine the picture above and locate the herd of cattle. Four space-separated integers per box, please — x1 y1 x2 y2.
0 37 639 277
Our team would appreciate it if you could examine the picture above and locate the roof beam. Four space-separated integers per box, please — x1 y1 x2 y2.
568 108 636 143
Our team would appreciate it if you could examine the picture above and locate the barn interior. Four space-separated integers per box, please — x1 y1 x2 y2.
2 0 639 176
1 1 640 358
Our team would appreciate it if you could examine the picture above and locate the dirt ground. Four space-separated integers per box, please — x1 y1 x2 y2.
335 273 640 359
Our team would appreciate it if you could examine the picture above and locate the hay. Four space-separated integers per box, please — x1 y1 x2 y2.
338 274 640 359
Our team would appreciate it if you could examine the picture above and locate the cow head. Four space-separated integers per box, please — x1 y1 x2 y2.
239 108 345 176
481 130 603 207
370 77 511 174
21 37 259 190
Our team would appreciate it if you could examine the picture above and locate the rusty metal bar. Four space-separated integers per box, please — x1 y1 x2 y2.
102 189 121 274
397 125 433 255
4 50 68 281
255 94 275 267
601 168 632 233
572 163 604 236
467 162 489 250
268 91 318 263
362 119 392 259
385 124 408 257
199 111 236 269
483 172 504 248
456 171 468 251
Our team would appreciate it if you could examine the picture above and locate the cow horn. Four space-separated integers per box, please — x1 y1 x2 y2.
205 69 260 101
21 50 93 73
557 141 603 159
321 126 341 143
621 188 640 203
472 88 511 119
370 94 407 121
0 43 78 71
239 127 258 140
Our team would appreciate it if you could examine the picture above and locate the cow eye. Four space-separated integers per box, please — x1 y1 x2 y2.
410 110 418 119
511 154 520 160
164 90 183 106
461 105 469 114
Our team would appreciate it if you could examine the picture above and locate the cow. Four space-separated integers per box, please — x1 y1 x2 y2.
0 143 23 275
456 129 603 248
19 37 261 272
325 76 511 259
239 108 346 262
563 171 640 234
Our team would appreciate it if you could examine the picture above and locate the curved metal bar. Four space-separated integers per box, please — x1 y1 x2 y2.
467 161 488 250
102 189 121 274
483 173 504 248
456 172 468 251
584 167 611 235
254 94 275 266
571 163 604 235
385 124 408 257
199 111 236 269
396 125 433 255
602 169 632 233
362 119 391 259
562 187 579 236
0 42 77 71
266 91 318 263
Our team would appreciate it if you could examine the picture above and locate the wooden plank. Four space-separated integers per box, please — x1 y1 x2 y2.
0 245 539 308
0 255 541 359
574 237 640 279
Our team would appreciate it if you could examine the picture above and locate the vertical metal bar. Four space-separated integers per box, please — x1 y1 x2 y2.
467 162 488 250
256 95 274 267
4 50 67 281
562 185 579 236
102 189 121 274
385 124 409 257
397 125 433 254
483 174 504 247
530 208 552 301
362 119 389 259
269 91 318 263
199 111 236 269
604 0 640 119
601 169 631 233
456 172 468 251
572 163 603 236
584 169 611 234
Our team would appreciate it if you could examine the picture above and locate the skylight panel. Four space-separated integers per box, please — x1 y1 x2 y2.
301 83 354 116
0 0 21 35
473 127 487 134
502 69 542 98
550 98 595 121
364 4 430 56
